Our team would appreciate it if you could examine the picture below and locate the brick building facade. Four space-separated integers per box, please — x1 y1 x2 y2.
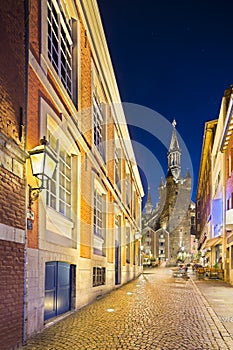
0 1 27 348
0 0 144 346
25 0 143 338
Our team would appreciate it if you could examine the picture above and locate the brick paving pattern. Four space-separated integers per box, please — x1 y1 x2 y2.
20 267 233 350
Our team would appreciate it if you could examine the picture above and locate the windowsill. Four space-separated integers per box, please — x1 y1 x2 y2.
93 235 105 256
93 284 106 288
46 206 74 239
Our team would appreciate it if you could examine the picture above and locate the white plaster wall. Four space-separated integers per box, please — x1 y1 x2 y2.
27 248 44 336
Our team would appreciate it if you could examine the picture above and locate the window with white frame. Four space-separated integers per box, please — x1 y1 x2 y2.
94 189 103 239
47 0 73 97
93 94 103 157
133 241 136 265
125 172 131 209
46 132 71 219
133 189 137 218
126 226 131 263
115 148 121 190
59 145 71 217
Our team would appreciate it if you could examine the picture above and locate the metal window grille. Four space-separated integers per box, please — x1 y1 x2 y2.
93 267 106 287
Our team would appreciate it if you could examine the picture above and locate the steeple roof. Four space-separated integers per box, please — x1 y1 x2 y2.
169 119 181 152
146 187 152 204
144 187 153 214
167 119 181 180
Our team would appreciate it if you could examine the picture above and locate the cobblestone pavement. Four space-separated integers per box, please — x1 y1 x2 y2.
20 267 233 350
193 276 233 338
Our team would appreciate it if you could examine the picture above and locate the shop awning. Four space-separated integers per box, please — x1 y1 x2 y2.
202 236 222 249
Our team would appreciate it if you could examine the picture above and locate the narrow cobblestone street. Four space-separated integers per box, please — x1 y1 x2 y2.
20 267 233 350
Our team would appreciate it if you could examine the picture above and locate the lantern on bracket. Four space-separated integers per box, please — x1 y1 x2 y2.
28 136 57 208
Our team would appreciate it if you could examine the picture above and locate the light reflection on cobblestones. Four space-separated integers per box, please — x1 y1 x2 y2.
20 268 233 350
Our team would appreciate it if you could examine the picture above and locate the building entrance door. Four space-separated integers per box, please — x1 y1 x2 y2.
115 240 121 284
44 262 71 321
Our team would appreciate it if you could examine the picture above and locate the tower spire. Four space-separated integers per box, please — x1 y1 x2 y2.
167 119 181 180
145 186 153 214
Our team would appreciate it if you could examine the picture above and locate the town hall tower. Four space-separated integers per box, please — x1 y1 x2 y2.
142 120 196 265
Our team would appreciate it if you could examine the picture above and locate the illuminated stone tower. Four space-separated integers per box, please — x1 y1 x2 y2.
159 120 193 264
142 120 195 265
168 119 181 180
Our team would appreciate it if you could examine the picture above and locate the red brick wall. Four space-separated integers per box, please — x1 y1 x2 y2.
80 149 92 259
0 2 26 349
0 241 24 350
0 0 26 228
0 167 25 229
29 0 41 63
27 66 41 249
80 18 92 146
0 0 26 144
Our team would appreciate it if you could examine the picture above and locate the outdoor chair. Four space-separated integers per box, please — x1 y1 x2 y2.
196 267 205 279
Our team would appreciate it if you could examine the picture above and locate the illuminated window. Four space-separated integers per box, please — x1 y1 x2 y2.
115 148 121 190
93 94 103 156
125 173 131 209
59 145 71 217
47 0 73 97
46 133 71 219
126 226 131 263
94 189 103 239
93 184 106 256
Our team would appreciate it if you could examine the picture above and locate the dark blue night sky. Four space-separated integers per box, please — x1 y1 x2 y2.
97 0 233 207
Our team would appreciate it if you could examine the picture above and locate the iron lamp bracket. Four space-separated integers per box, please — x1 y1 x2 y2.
28 185 42 209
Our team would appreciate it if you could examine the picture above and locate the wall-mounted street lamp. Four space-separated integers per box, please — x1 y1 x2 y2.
28 136 57 208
